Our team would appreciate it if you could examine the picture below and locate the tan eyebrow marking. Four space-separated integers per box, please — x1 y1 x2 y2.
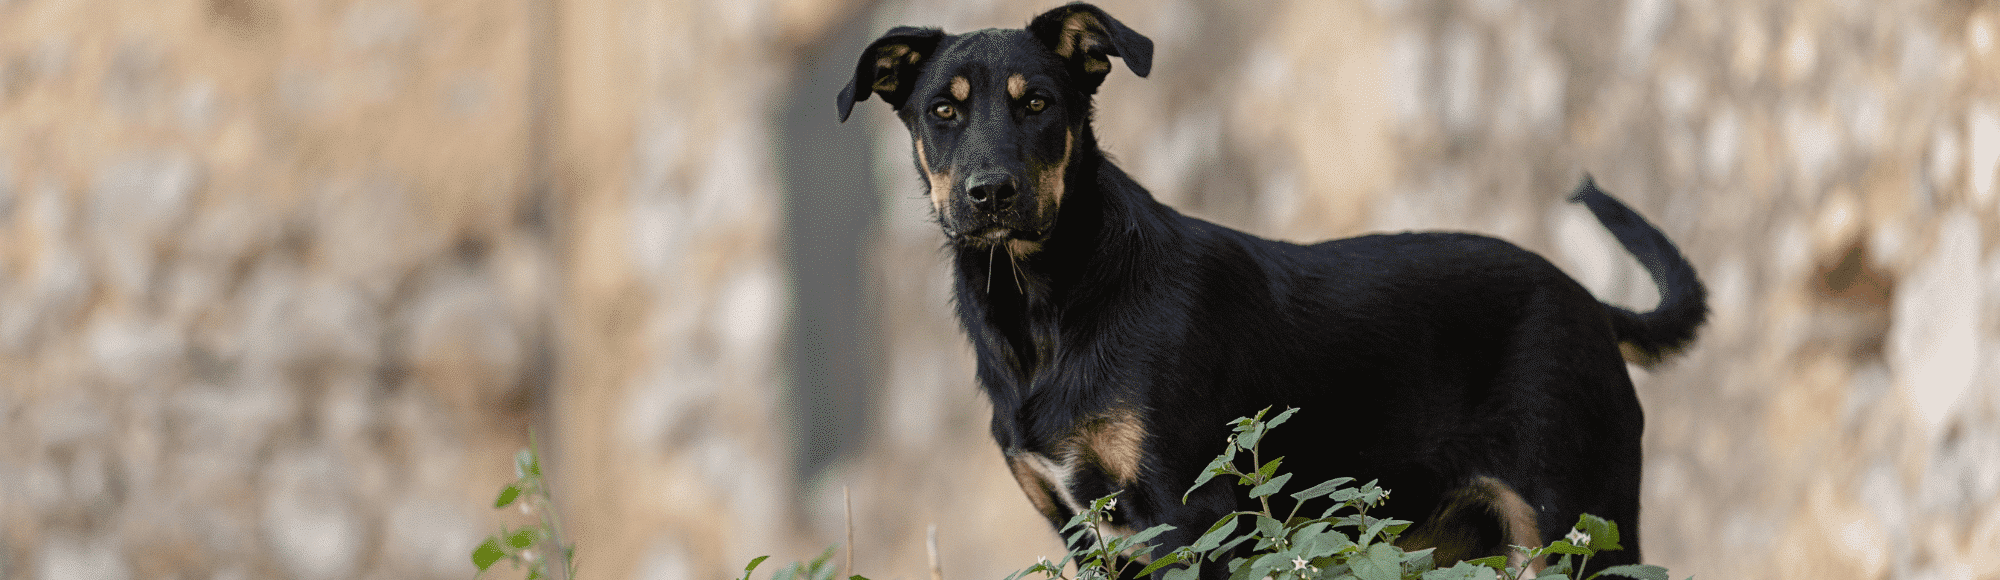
1007 74 1026 100
949 76 970 101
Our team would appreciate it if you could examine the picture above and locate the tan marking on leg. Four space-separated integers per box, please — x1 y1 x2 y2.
1012 452 1087 517
1007 455 1064 522
1396 476 1543 569
1007 73 1027 100
1073 410 1147 485
1478 477 1544 574
949 75 969 101
915 140 952 217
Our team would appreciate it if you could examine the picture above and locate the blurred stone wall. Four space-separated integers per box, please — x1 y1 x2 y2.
2 1 1997 580
0 0 552 578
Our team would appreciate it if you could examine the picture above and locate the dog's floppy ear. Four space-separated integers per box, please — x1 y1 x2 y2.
1027 3 1153 92
837 26 946 122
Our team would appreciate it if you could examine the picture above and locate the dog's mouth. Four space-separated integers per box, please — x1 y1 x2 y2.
956 226 1046 246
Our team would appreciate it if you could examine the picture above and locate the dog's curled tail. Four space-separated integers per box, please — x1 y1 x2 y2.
1568 175 1709 367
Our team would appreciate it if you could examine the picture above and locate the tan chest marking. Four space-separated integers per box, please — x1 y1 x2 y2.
1003 411 1148 523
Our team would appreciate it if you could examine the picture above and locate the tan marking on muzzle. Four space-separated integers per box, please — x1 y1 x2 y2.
1007 239 1042 260
1007 73 1027 100
916 140 951 217
1038 129 1074 210
949 76 970 101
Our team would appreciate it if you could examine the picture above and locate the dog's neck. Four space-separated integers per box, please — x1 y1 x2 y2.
951 147 1182 400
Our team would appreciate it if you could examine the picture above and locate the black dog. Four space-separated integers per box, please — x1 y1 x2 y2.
837 4 1705 576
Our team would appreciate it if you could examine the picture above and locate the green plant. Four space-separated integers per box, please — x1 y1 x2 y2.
748 545 870 580
473 432 576 580
1001 491 1178 580
1004 407 1674 580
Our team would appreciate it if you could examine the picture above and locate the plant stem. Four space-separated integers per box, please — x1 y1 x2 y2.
529 431 572 580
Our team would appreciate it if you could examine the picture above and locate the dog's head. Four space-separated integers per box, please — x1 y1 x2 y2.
837 3 1151 254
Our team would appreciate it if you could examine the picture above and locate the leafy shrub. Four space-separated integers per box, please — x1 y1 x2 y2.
480 411 1675 580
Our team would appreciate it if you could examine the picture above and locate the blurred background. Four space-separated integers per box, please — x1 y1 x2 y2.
1 0 1996 579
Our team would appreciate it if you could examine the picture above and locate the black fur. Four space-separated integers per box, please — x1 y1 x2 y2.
839 4 1705 576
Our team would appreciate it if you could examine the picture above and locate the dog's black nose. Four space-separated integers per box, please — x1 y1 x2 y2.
965 173 1017 212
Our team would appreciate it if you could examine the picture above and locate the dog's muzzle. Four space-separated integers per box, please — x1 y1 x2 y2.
964 172 1018 213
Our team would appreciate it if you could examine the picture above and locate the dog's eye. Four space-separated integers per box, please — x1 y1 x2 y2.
932 103 957 120
1024 97 1047 113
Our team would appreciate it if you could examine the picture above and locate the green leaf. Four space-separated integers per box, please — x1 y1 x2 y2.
515 448 539 479
472 537 506 571
1593 564 1670 580
1089 491 1123 513
1294 523 1354 558
1245 553 1286 580
1265 408 1299 431
1211 531 1259 556
1463 556 1508 570
1186 458 1227 503
1579 514 1622 552
1162 563 1202 580
1193 516 1241 552
1254 515 1285 539
742 555 771 580
1248 472 1293 499
1136 551 1189 577
1543 540 1592 556
1238 424 1266 450
1290 477 1357 502
1125 524 1175 549
1066 527 1094 550
1065 510 1095 532
1358 516 1395 545
495 484 523 509
1422 561 1499 580
507 527 542 549
1350 544 1401 580
1255 458 1284 481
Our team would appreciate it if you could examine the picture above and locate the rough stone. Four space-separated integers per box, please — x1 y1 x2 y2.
260 447 362 580
1888 211 1982 441
37 535 131 580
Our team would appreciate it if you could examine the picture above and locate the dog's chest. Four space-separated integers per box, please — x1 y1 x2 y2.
1001 411 1148 525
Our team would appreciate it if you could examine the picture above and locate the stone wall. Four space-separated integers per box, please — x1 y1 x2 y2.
1 0 1995 579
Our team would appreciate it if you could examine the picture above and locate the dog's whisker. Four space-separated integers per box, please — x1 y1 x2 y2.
1006 244 1026 295
986 242 997 295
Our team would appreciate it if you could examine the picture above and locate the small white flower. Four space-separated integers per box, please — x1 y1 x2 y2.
1292 557 1309 571
1105 498 1118 511
1565 528 1590 547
